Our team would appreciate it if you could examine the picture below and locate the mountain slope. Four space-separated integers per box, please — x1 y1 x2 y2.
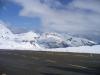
38 32 96 48
0 21 41 49
62 33 96 47
0 21 14 40
15 31 39 41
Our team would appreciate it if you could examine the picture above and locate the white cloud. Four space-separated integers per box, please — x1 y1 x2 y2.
69 0 100 13
11 0 100 33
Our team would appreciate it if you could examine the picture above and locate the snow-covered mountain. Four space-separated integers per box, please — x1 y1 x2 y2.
61 33 96 47
0 21 97 50
0 21 41 49
15 31 39 42
38 32 96 48
38 32 69 48
14 31 41 49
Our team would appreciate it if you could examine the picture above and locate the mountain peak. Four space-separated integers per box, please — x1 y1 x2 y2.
0 21 14 40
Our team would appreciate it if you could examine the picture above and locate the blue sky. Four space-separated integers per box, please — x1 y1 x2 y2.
0 0 42 33
0 0 73 33
0 0 100 35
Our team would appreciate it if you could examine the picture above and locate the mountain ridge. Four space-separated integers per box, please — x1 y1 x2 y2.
0 21 97 49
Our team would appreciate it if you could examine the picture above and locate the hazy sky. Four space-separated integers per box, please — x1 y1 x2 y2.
0 0 100 35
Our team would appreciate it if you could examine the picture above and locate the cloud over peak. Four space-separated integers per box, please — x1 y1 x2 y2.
11 0 100 33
